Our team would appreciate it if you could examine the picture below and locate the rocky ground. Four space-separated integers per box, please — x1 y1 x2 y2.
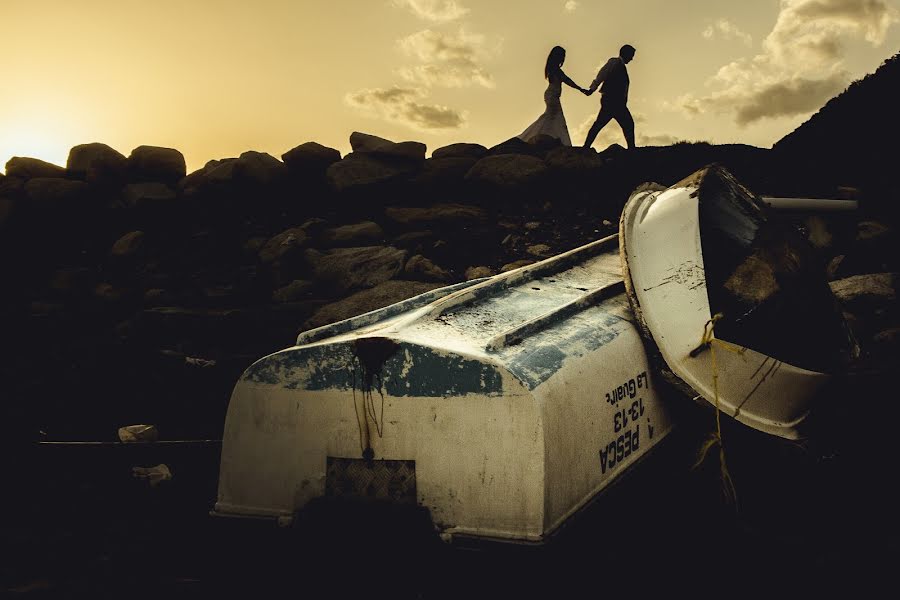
1 132 898 597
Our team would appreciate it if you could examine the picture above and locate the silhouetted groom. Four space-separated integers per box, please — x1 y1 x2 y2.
582 44 636 150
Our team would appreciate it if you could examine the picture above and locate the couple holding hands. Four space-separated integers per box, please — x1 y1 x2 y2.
518 44 637 150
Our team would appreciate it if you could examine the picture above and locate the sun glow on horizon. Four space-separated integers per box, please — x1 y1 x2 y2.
1 125 73 173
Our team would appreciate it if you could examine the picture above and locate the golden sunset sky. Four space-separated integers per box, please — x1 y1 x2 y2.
2 0 898 173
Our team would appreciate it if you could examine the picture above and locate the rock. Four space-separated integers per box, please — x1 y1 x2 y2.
486 137 541 157
524 221 541 231
258 227 310 264
384 203 488 229
202 159 238 186
544 146 605 175
404 254 451 282
326 153 417 193
4 157 66 179
500 259 534 272
501 233 520 246
0 174 24 201
304 246 407 295
856 220 892 245
829 272 896 314
303 280 443 330
191 152 287 193
801 215 833 250
24 177 89 209
464 265 494 279
872 327 900 354
827 255 845 280
526 243 552 257
118 424 158 443
67 143 128 183
122 182 177 208
281 142 342 175
411 157 478 187
432 143 487 160
527 134 564 154
234 151 288 187
128 145 187 184
349 132 426 163
0 197 15 229
272 279 315 303
111 231 146 258
465 154 548 192
319 221 385 247
393 231 434 249
93 282 127 304
299 218 330 237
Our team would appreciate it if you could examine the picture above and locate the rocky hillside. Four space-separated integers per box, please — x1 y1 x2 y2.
774 51 900 213
0 131 896 443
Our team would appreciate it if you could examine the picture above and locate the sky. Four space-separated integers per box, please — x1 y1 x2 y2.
2 0 899 174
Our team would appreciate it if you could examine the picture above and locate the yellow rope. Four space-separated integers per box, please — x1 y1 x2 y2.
691 313 739 507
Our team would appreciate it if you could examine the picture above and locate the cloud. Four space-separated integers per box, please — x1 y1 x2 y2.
789 0 898 43
399 64 493 88
564 1 579 12
398 28 498 88
678 0 898 125
702 18 753 45
345 86 466 130
679 72 849 125
393 0 469 22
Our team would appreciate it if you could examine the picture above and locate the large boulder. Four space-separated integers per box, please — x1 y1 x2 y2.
67 143 128 183
318 221 385 247
544 146 605 176
272 279 315 303
24 177 90 209
432 143 487 160
281 142 342 176
326 153 418 194
234 151 288 187
485 137 541 157
0 196 14 230
384 203 489 230
258 227 310 264
187 152 287 196
465 154 549 192
303 280 443 330
410 157 478 188
110 231 146 259
303 245 407 295
128 146 187 184
404 254 451 282
349 132 426 164
829 272 897 314
121 182 177 209
5 157 66 180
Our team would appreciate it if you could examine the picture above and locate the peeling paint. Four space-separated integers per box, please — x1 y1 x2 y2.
244 341 504 397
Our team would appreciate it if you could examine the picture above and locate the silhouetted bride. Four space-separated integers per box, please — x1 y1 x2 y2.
517 46 587 146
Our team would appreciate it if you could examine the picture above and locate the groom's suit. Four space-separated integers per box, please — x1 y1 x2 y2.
583 56 635 149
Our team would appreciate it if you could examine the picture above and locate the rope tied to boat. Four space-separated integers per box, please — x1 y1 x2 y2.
691 313 740 507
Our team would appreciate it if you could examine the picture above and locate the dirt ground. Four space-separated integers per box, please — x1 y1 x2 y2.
3 371 897 599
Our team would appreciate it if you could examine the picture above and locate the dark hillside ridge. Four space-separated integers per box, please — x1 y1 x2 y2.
775 52 900 213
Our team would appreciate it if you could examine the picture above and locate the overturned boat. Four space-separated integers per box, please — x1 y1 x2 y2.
620 165 857 440
213 231 675 543
213 164 854 542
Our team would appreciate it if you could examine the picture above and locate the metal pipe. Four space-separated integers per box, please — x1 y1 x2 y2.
760 197 858 211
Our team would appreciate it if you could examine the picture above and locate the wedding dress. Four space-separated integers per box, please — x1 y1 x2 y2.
517 76 572 146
